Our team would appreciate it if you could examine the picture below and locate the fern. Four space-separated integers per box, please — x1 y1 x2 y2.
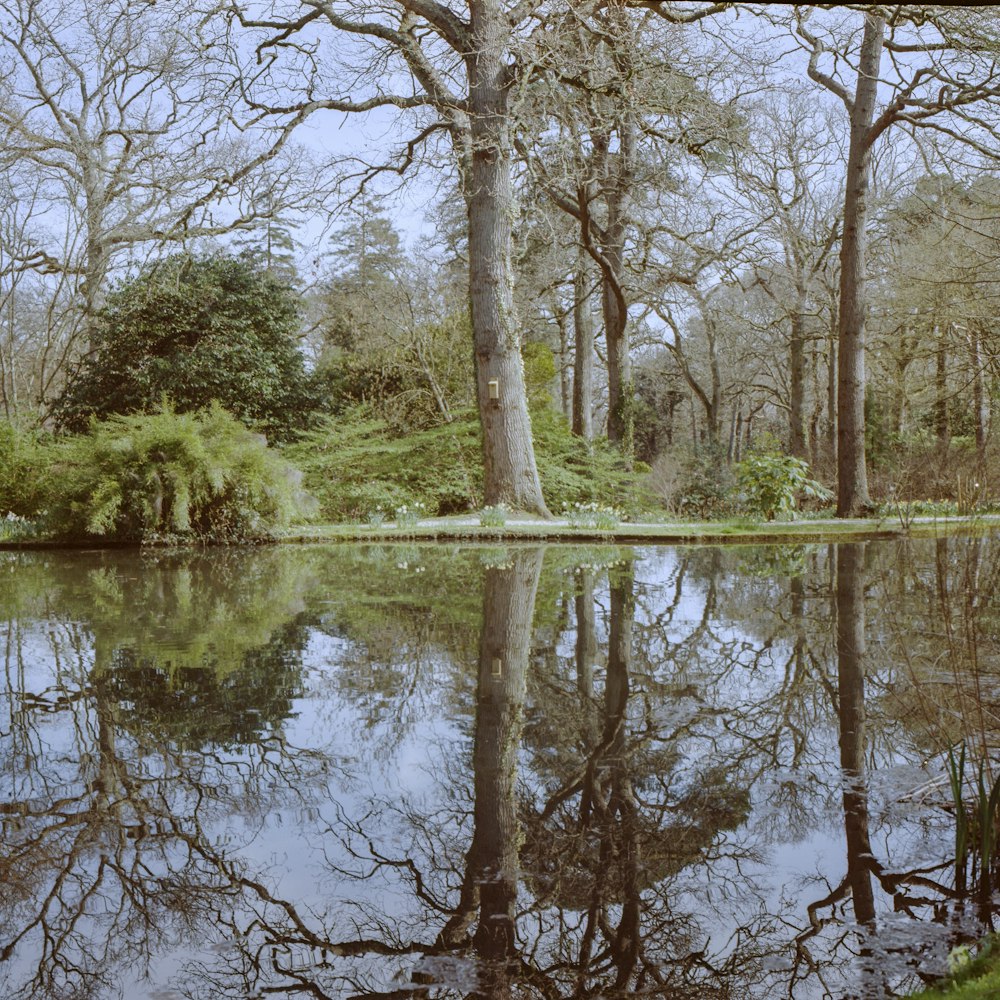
46 403 314 543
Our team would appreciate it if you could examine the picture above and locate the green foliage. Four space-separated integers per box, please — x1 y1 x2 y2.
946 743 1000 907
531 407 652 516
46 404 314 543
286 402 653 522
522 340 558 406
735 453 833 521
286 407 483 520
671 444 736 517
54 253 318 441
0 421 53 517
908 935 1000 998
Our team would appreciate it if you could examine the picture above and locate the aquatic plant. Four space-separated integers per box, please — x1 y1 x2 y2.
947 743 1000 911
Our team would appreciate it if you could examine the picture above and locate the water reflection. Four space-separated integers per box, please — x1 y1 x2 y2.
2 539 1000 997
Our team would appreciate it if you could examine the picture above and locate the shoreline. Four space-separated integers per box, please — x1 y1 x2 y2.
4 514 1000 551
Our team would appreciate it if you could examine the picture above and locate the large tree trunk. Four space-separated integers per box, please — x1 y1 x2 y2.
789 306 807 458
836 13 883 516
827 296 838 462
602 234 631 451
468 547 543 992
465 1 548 515
557 308 571 418
572 249 594 440
601 138 634 456
971 322 988 457
82 165 111 351
935 323 950 448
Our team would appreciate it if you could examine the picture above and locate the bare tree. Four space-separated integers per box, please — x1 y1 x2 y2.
0 0 316 418
732 94 843 460
782 5 1000 514
516 3 739 458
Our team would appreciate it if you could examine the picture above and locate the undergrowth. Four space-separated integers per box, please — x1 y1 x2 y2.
46 404 314 543
285 405 651 521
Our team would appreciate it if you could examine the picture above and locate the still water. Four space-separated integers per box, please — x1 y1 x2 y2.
1 539 998 999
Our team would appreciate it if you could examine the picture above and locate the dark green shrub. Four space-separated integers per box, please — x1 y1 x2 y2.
54 253 320 441
47 405 314 543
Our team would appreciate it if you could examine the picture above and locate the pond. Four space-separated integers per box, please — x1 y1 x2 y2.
1 538 998 999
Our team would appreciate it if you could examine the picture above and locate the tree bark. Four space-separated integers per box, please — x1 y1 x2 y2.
602 224 632 453
836 13 882 515
572 249 595 440
82 162 111 350
558 308 571 418
789 307 807 458
827 298 838 462
465 1 548 515
935 323 950 448
971 322 988 456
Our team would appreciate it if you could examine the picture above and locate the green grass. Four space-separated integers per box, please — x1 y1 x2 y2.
908 937 1000 998
278 513 1000 546
7 512 1000 550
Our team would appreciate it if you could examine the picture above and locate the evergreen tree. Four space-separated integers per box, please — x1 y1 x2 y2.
55 253 318 440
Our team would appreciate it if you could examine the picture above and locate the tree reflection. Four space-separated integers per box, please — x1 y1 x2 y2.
837 543 877 928
522 558 757 997
457 546 543 993
165 548 768 999
0 549 328 999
